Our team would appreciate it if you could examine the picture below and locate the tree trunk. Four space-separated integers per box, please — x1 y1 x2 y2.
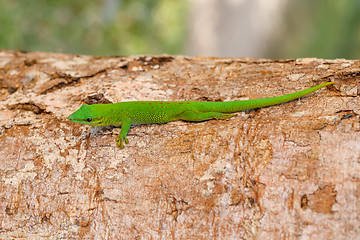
0 50 359 239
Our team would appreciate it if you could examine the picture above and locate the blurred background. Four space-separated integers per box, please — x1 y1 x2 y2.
1 0 359 59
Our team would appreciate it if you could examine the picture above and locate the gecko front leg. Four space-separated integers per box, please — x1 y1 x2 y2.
116 118 132 148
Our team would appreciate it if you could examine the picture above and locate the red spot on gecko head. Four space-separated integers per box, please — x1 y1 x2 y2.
141 102 146 104
187 102 190 104
161 106 164 108
179 103 183 105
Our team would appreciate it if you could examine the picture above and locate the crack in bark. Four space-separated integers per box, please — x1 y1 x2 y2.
8 102 49 114
40 69 107 95
120 56 174 70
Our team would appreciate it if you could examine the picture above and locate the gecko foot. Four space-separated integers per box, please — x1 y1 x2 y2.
116 136 129 149
215 113 237 120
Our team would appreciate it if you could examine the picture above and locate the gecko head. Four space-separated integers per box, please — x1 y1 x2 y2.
68 104 105 127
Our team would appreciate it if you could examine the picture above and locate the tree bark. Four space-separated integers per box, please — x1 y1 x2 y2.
0 50 359 239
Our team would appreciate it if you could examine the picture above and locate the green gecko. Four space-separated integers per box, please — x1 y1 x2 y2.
68 82 335 148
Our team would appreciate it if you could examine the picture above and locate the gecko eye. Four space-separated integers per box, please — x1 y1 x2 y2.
86 118 92 122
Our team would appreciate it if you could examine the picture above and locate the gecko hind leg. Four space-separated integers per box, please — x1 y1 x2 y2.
178 110 237 122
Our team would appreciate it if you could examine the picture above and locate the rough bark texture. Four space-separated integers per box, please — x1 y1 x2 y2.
0 50 359 239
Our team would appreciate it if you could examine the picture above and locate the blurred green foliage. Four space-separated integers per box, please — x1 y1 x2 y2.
0 0 359 59
267 0 360 59
0 0 188 56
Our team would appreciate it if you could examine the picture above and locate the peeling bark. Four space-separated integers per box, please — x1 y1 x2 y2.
0 50 359 239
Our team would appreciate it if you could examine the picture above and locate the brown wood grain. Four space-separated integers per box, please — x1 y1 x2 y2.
0 50 359 239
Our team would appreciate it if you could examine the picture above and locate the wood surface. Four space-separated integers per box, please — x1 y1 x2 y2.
0 50 359 239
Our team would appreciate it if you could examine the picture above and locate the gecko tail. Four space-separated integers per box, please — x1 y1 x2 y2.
202 82 336 113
